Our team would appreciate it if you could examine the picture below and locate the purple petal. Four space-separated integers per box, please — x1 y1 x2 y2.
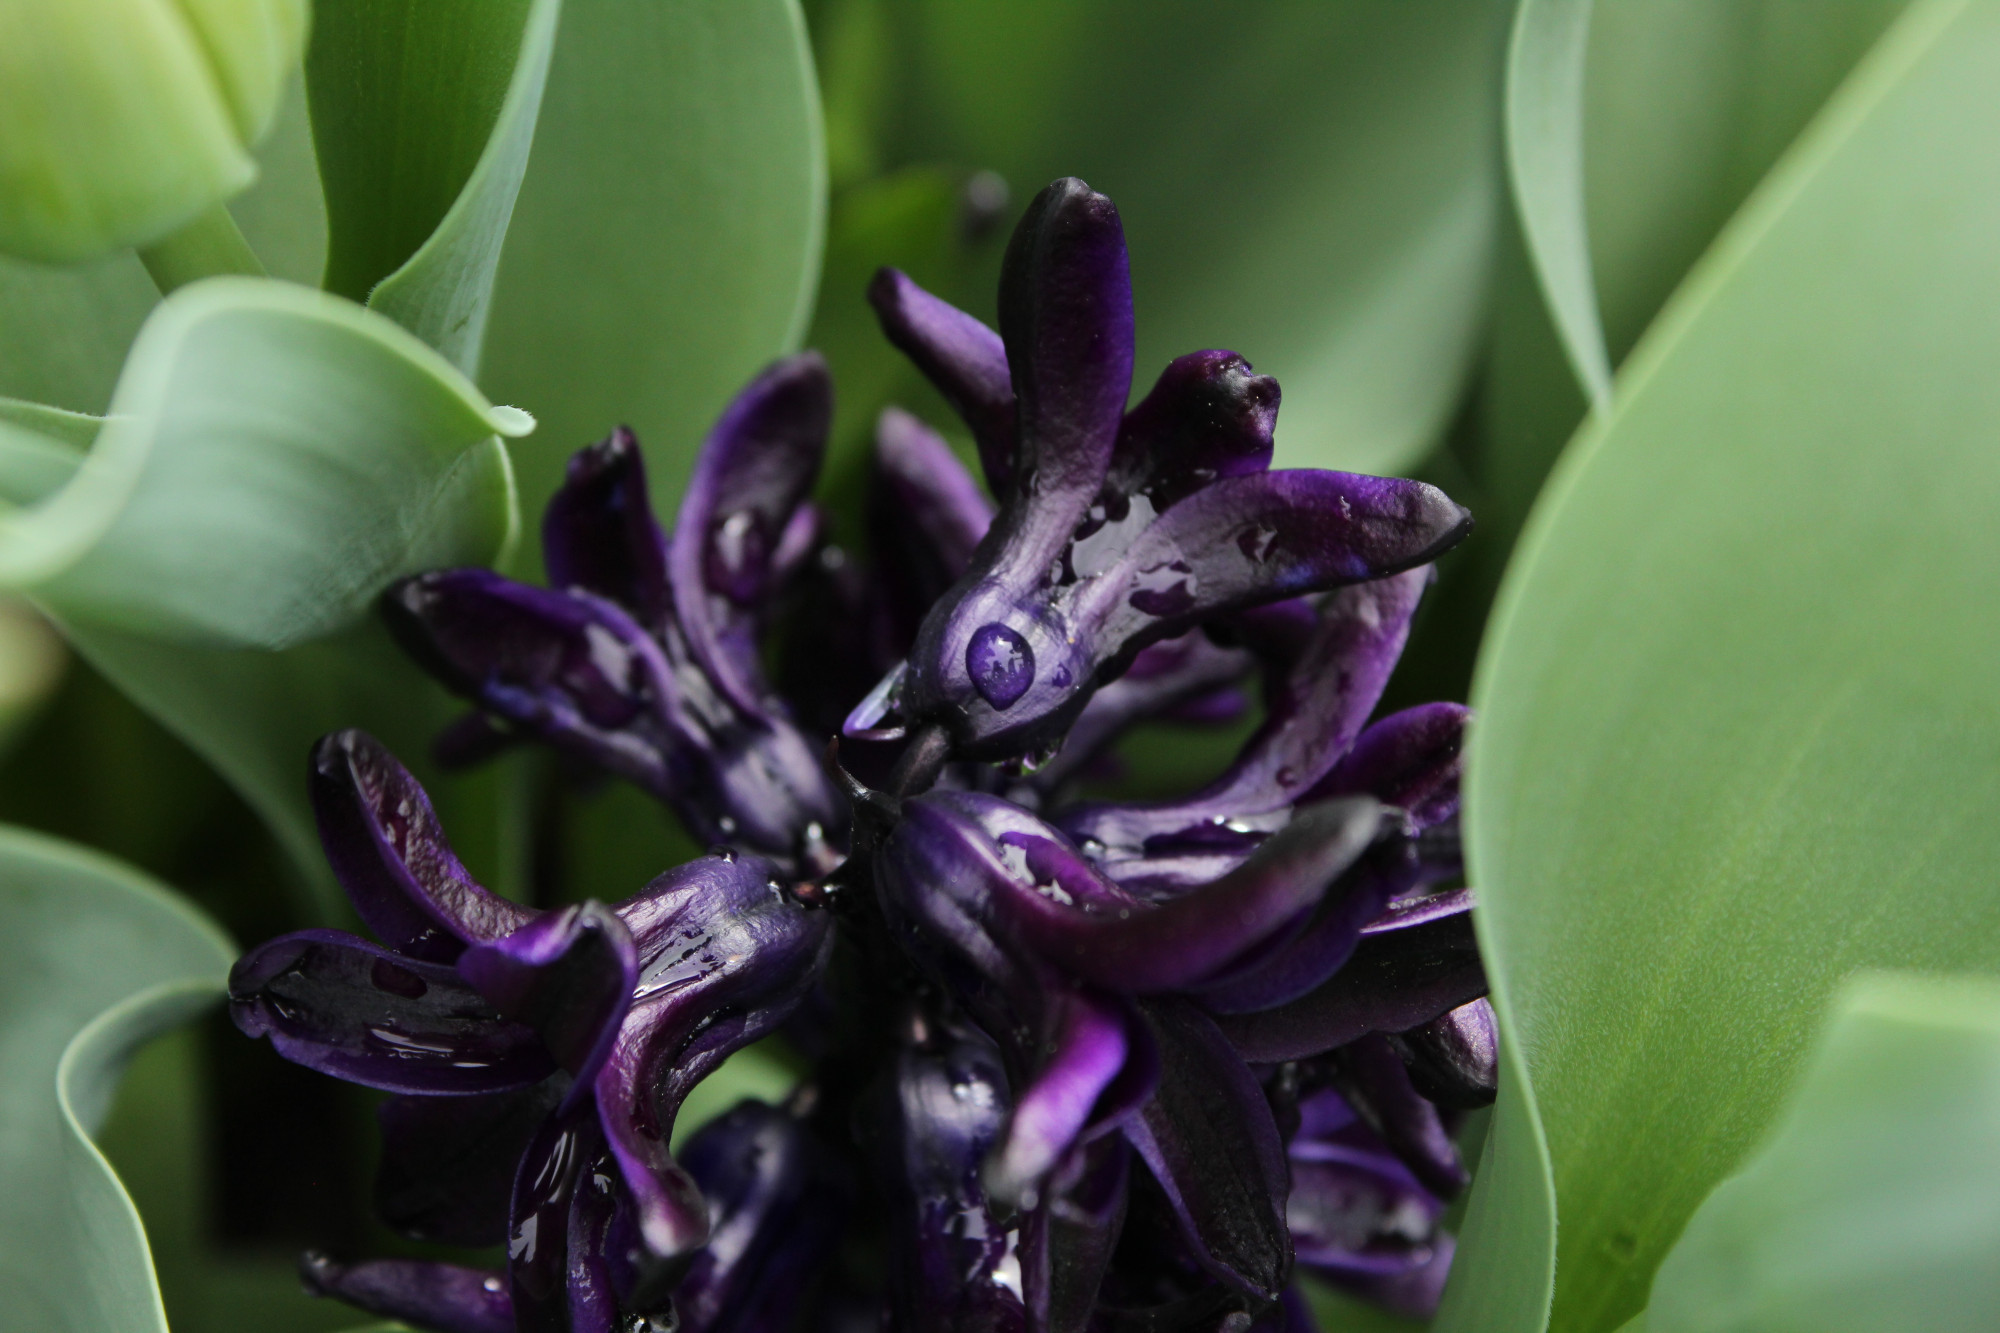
1307 702 1470 830
1122 998 1291 1300
1211 891 1486 1063
667 353 832 716
565 1133 633 1333
383 570 679 796
868 266 1017 494
1020 1136 1131 1333
1058 573 1429 876
1325 1034 1465 1198
229 929 554 1094
1287 1092 1450 1308
1079 472 1469 666
299 1254 512 1333
992 177 1134 578
1109 350 1278 509
508 1110 592 1332
376 1080 564 1245
592 852 833 1265
871 406 996 631
678 1100 848 1333
309 730 534 961
1387 998 1497 1110
986 990 1131 1203
1312 1236 1457 1322
458 902 637 1102
541 425 671 624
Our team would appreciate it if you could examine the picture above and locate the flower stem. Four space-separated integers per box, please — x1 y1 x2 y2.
137 203 265 294
887 724 952 798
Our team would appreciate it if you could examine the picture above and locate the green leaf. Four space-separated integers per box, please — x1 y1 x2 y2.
479 0 826 527
1645 972 2000 1333
0 823 233 1332
1461 1 2000 1328
0 251 157 414
309 0 563 372
893 0 1508 476
0 277 526 649
1435 1045 1557 1332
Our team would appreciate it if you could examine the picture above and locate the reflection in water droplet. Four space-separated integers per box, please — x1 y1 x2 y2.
967 623 1035 710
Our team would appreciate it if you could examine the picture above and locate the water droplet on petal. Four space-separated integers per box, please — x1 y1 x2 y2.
967 623 1035 710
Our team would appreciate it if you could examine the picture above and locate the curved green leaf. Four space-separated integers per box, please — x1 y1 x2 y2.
894 0 1508 476
0 277 526 648
1434 1044 1557 1332
309 0 563 372
0 252 156 414
0 823 233 1332
1504 0 1611 409
1464 2 2000 1329
1647 972 2000 1333
480 0 826 525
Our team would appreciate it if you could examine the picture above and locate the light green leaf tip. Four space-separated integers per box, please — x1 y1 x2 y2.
1462 0 2000 1327
1647 972 2000 1332
0 276 528 648
1504 0 1613 410
0 823 233 1333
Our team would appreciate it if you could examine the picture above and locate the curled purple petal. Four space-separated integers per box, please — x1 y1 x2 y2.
541 425 671 624
986 990 1131 1203
1109 350 1278 510
1020 1136 1131 1333
868 266 1017 494
309 730 534 961
1211 891 1485 1063
565 1134 635 1333
300 1253 513 1333
229 929 555 1095
1326 1033 1466 1199
458 902 637 1101
1307 701 1470 830
508 1109 592 1332
668 353 832 716
1122 998 1291 1300
873 408 995 602
376 1080 565 1246
1387 998 1497 1110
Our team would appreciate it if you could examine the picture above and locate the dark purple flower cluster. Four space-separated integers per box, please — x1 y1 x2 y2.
231 179 1493 1333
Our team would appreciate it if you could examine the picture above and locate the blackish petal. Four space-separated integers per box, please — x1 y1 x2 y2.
1387 998 1498 1110
668 353 832 716
1109 350 1278 509
1058 573 1429 882
509 1109 592 1333
309 730 534 961
1307 702 1470 830
376 1080 565 1246
1210 891 1486 1063
565 1133 632 1333
383 570 678 797
542 425 671 624
1326 1034 1465 1198
1020 1136 1131 1333
1123 998 1292 1300
299 1253 512 1333
994 177 1134 574
868 266 1017 494
677 1100 848 1333
229 929 555 1094
458 901 637 1102
1080 473 1469 666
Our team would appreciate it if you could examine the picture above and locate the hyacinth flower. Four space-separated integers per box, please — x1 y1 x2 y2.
872 785 1488 1309
383 354 846 876
846 177 1472 777
229 730 832 1330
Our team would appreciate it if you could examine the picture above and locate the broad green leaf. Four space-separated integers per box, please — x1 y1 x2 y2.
0 823 233 1333
309 0 562 372
1646 972 2000 1333
0 277 526 648
1464 2 2000 1329
227 72 329 288
1503 0 1610 408
480 0 826 526
0 252 156 413
1434 1044 1557 1332
893 0 1508 476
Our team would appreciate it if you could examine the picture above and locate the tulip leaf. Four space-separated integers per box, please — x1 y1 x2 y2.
0 277 526 649
0 253 157 415
894 0 1509 477
0 823 233 1333
308 0 562 372
1645 972 2000 1333
1434 1045 1557 1332
1461 2 2000 1329
479 0 827 526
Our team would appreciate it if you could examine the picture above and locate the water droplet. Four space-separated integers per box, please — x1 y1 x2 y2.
967 623 1035 710
482 1277 504 1294
370 958 429 1000
710 846 736 862
718 815 738 835
1276 766 1298 787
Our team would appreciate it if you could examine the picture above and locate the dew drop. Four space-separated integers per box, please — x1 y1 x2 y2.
966 623 1035 710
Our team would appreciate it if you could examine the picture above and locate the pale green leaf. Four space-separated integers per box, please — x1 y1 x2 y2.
0 277 526 648
1648 973 2000 1333
0 251 156 414
480 0 826 527
309 0 562 372
1434 1044 1557 1332
0 823 233 1333
1464 2 2000 1330
895 0 1507 477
